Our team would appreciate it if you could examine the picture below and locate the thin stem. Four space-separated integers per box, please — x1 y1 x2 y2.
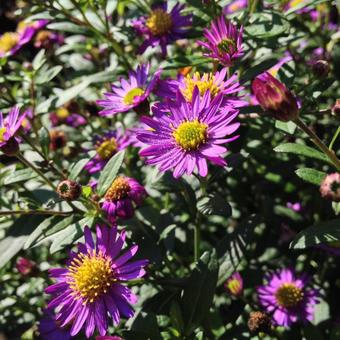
329 126 340 151
194 223 200 262
294 117 340 171
16 153 57 190
0 210 73 216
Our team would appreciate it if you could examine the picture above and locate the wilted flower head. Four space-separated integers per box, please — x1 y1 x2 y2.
45 225 148 338
311 60 330 78
102 176 146 219
85 131 130 174
57 179 82 201
137 89 240 178
97 64 161 116
257 268 319 327
198 16 243 66
34 30 64 49
248 311 271 334
252 72 299 122
132 2 192 57
0 106 28 155
225 272 243 296
49 129 66 150
320 173 340 202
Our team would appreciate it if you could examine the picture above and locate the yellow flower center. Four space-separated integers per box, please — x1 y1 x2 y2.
181 72 220 102
0 127 7 142
105 177 131 201
173 119 208 151
96 138 117 160
289 0 304 7
217 38 236 54
67 250 115 304
123 88 145 105
56 107 70 120
275 283 304 308
17 21 33 33
227 279 241 295
0 32 19 53
146 8 172 36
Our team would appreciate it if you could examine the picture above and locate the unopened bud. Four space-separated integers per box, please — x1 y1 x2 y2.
320 173 340 202
16 257 38 276
248 311 271 334
252 72 299 122
57 179 82 201
312 60 330 78
332 99 340 118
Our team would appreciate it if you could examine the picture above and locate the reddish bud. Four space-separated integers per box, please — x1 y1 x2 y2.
57 179 82 201
311 60 330 78
332 99 340 118
252 72 299 122
16 257 38 276
320 173 340 202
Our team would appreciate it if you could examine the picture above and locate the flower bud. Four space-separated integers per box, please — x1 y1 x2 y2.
16 257 38 276
332 99 340 118
0 137 19 156
252 72 299 122
225 272 243 296
320 173 340 202
57 179 82 201
311 60 330 78
248 311 271 334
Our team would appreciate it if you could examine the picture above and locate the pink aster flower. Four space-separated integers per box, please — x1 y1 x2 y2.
156 68 246 109
102 176 147 219
97 64 161 116
0 106 28 155
137 88 240 178
45 225 148 338
132 2 192 57
85 131 131 174
320 173 340 202
223 0 248 14
257 268 319 327
198 16 243 66
0 19 48 58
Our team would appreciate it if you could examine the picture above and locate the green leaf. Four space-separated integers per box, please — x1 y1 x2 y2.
241 58 279 83
274 143 331 164
3 168 37 185
217 215 258 285
47 22 89 34
275 120 297 134
35 65 63 85
295 168 327 185
169 301 184 334
68 155 93 180
197 194 232 217
290 218 340 249
23 215 63 249
97 151 125 196
82 186 92 198
55 80 91 107
0 215 44 268
32 49 46 71
125 312 162 340
161 55 208 70
49 216 95 254
181 250 218 336
38 127 50 158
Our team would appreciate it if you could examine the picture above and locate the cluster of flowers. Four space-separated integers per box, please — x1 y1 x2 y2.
1 0 339 338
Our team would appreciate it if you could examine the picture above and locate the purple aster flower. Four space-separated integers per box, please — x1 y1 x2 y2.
223 0 248 14
257 268 319 327
286 202 302 212
97 64 161 116
157 68 246 109
50 107 86 128
198 16 243 66
0 106 28 155
39 310 72 340
45 225 148 338
84 131 131 174
132 2 192 57
0 19 48 58
137 88 240 178
102 176 146 219
225 272 243 296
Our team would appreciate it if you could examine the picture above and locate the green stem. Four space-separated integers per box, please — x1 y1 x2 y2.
194 223 200 262
294 117 340 171
16 153 57 190
329 126 340 151
0 210 72 216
